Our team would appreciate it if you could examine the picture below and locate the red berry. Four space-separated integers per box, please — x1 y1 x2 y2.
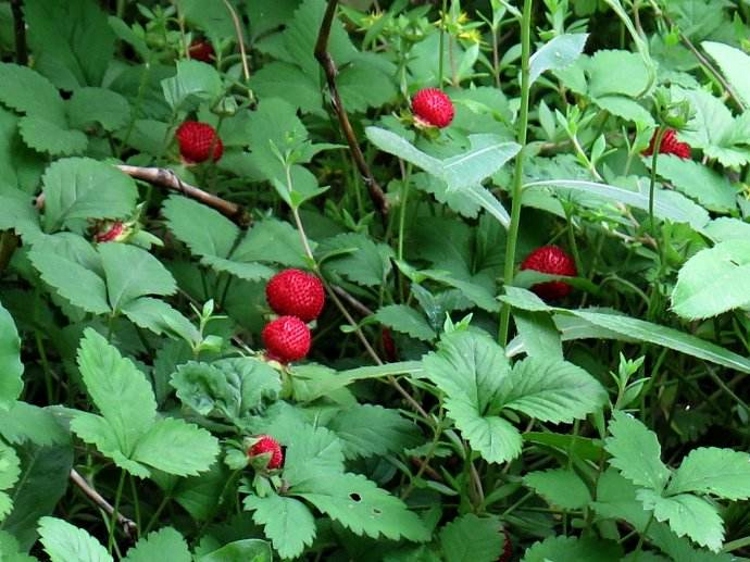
175 121 224 163
411 88 455 129
266 269 325 322
497 529 512 562
94 220 126 243
188 39 215 63
643 128 691 159
519 245 577 301
247 435 284 470
262 316 311 363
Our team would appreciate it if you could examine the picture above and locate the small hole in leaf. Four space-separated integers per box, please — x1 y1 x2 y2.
349 493 362 502
372 508 382 515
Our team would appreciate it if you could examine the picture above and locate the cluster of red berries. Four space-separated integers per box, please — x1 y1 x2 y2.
261 268 326 364
247 434 284 470
520 245 577 301
175 121 224 164
411 87 455 129
643 128 691 159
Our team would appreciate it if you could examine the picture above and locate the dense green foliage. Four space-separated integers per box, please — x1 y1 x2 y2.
3 0 750 560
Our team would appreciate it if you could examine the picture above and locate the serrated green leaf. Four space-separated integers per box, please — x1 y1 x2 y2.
587 49 651 98
0 441 20 520
521 535 623 562
503 357 607 423
0 63 65 120
121 297 199 342
530 33 589 85
0 402 68 446
243 494 316 560
25 0 115 90
510 309 563 359
337 58 397 113
326 404 422 459
75 329 156 453
122 527 190 562
99 243 176 310
67 87 131 132
0 302 22 410
248 62 322 113
523 468 592 510
0 531 37 562
162 60 223 111
293 472 430 542
702 41 750 110
668 447 750 499
374 305 436 342
18 115 88 156
672 240 750 320
132 417 219 477
230 218 308 267
638 489 724 551
319 232 393 287
278 421 346 486
38 516 112 562
199 256 275 282
605 411 671 491
439 514 504 562
171 359 281 424
71 412 149 477
162 195 239 259
28 247 110 315
41 158 138 233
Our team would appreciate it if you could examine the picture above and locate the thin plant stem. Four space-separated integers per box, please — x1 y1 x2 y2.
498 0 533 346
438 0 447 86
107 469 128 554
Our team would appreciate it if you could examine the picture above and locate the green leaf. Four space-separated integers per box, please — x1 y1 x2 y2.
162 60 223 111
423 330 521 463
530 33 589 85
645 155 737 213
18 115 88 156
198 539 273 562
122 527 191 562
0 63 65 121
522 535 623 562
99 243 176 310
326 404 422 460
668 447 750 500
373 305 436 342
171 359 281 424
28 246 110 315
199 256 275 282
248 62 322 113
510 309 563 360
38 516 112 562
638 489 724 552
702 41 750 110
586 49 651 98
280 420 346 485
41 158 138 233
162 195 239 259
0 402 69 446
504 357 606 422
132 417 219 477
243 494 316 560
319 232 393 287
0 531 37 562
293 472 430 542
230 218 308 268
605 411 671 491
0 440 20 521
523 468 592 510
121 298 199 342
671 240 750 320
439 514 504 562
0 302 22 410
25 0 115 89
67 87 131 132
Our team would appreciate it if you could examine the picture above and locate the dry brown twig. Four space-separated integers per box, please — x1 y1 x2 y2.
69 469 137 539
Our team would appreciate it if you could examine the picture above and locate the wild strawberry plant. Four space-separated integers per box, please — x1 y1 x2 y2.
3 0 750 561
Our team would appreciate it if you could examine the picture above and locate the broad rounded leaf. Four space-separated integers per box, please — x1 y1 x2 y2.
439 514 504 562
99 243 177 309
244 494 315 560
668 447 750 500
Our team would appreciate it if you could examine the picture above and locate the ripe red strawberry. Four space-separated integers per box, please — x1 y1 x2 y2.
188 39 215 63
497 529 512 562
262 315 311 363
519 245 577 301
411 88 455 129
247 435 284 470
175 121 224 163
643 128 691 159
266 268 325 322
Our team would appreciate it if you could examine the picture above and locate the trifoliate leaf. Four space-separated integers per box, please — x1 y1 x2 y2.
605 411 671 491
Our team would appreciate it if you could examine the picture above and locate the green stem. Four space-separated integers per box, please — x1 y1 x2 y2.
498 0 533 346
107 469 127 554
143 492 171 536
438 0 448 86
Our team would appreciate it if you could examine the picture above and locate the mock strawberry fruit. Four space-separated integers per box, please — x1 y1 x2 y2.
643 128 691 159
411 87 455 129
497 529 512 562
266 268 325 322
175 121 224 163
94 220 128 243
520 245 577 301
262 315 311 363
247 435 284 470
188 39 215 63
